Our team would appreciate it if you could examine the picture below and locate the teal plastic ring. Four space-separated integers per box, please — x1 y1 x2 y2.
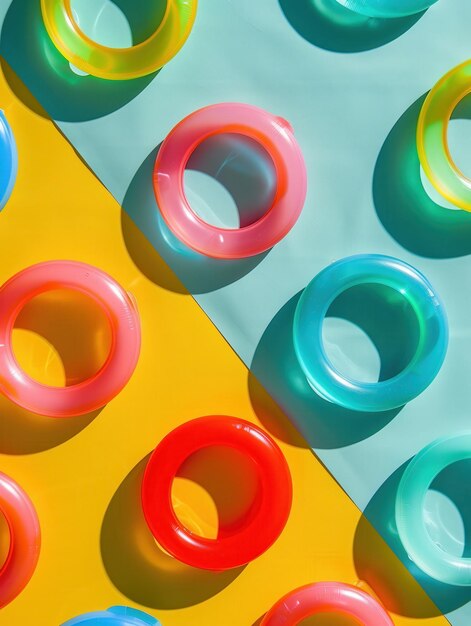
61 606 161 625
334 0 438 18
0 111 18 210
396 434 471 586
293 254 448 412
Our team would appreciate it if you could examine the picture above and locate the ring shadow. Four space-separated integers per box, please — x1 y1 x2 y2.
374 94 471 258
0 0 159 122
121 134 274 295
354 459 471 616
0 290 108 454
278 0 424 53
104 0 168 45
100 453 247 609
249 283 420 449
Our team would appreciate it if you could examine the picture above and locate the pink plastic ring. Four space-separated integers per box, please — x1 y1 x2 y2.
0 261 141 417
141 416 293 570
153 103 307 259
0 472 40 608
261 582 394 625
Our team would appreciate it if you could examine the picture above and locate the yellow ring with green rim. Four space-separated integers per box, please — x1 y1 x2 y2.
417 60 471 212
40 0 198 81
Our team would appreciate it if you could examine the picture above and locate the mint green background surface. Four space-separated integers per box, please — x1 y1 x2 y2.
2 0 471 622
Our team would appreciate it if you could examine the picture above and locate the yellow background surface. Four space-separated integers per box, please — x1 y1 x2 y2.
0 61 448 626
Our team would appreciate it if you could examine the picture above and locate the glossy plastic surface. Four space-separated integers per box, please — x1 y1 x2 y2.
396 433 471 586
261 582 393 625
62 606 160 625
293 254 448 412
141 415 292 570
0 111 17 210
335 0 438 17
0 472 40 608
0 63 449 626
153 103 307 259
417 60 471 211
40 0 197 80
0 261 141 417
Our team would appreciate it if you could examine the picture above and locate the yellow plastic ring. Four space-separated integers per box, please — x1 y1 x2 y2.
417 60 471 211
40 0 198 80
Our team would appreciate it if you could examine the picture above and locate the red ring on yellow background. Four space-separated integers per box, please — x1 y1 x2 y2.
141 416 292 570
0 472 40 608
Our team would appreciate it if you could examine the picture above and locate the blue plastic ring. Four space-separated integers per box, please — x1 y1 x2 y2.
293 254 448 412
0 111 17 210
61 607 161 626
396 434 471 586
334 0 438 18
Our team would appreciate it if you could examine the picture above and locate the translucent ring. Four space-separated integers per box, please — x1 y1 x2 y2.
417 60 471 212
0 261 141 417
261 582 393 625
61 607 161 625
141 415 292 570
0 111 18 210
396 433 471 586
153 103 307 259
40 0 197 80
293 254 448 412
334 0 437 17
0 472 40 608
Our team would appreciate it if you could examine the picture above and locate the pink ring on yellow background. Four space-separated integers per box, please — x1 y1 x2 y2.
0 261 141 417
0 472 40 608
153 103 307 259
261 582 393 625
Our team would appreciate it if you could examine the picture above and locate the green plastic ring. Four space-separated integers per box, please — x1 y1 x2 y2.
417 60 471 211
41 0 198 80
396 433 471 586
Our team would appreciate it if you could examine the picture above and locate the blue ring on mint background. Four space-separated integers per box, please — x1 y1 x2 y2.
335 0 438 18
0 110 18 210
396 433 471 587
293 254 448 412
62 606 161 626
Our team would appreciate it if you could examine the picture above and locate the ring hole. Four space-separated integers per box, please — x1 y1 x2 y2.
69 0 167 48
184 133 277 230
425 459 471 558
171 446 260 540
323 283 420 384
447 94 471 183
12 289 112 388
323 318 380 383
0 508 10 570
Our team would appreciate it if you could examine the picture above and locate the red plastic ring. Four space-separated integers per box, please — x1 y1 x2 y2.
153 103 307 259
0 472 40 608
0 261 141 417
141 416 292 570
261 582 393 625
